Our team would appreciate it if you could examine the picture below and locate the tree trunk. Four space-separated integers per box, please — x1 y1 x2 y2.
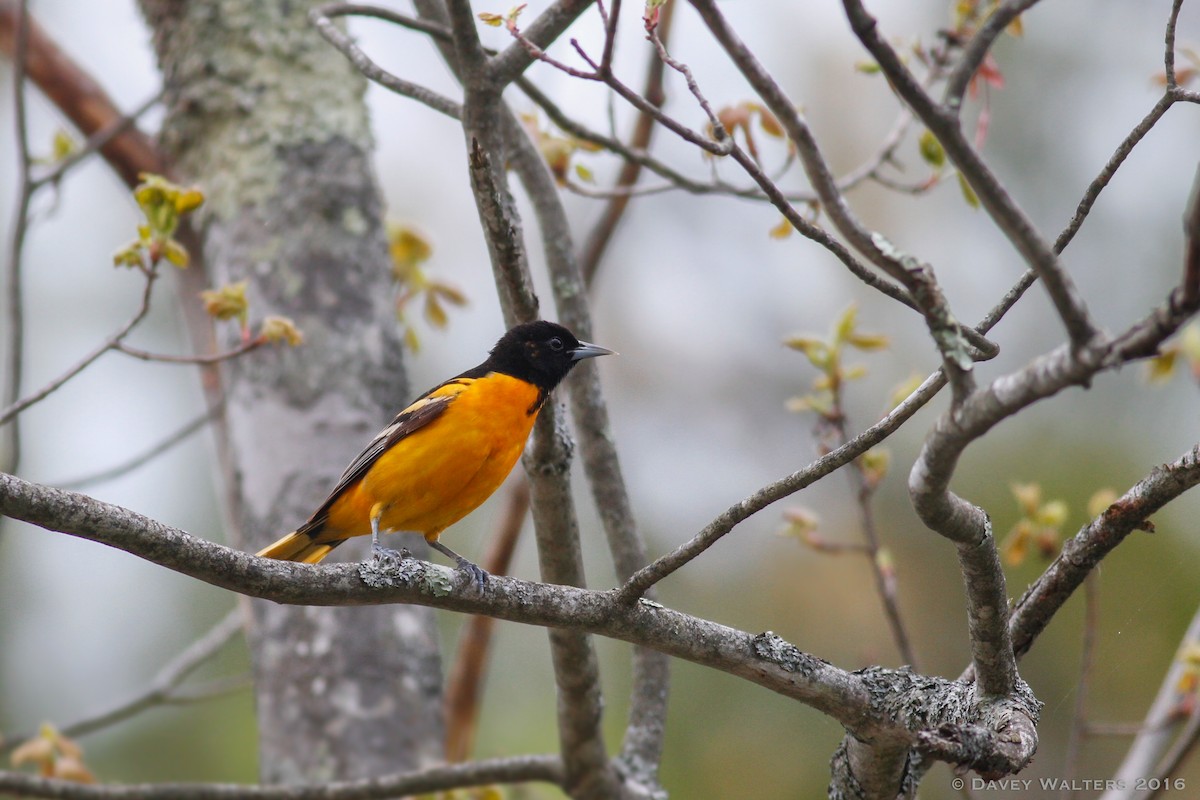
138 0 445 781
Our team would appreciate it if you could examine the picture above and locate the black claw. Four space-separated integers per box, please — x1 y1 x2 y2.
457 557 488 590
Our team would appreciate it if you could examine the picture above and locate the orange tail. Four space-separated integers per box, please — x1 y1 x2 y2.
256 531 342 564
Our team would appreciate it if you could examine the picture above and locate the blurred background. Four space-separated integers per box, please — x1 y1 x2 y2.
1 0 1198 797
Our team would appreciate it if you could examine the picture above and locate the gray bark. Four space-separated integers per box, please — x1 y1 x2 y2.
137 0 444 781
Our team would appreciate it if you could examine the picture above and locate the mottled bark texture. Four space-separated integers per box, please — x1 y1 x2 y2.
137 0 444 782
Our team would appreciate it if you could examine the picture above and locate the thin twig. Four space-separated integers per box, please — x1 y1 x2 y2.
508 18 733 156
578 0 675 284
114 338 265 366
30 93 164 191
0 0 166 186
1145 706 1200 800
1 0 32 473
1054 94 1175 256
0 608 244 753
1163 0 1186 90
0 263 158 427
0 755 566 800
818 366 919 668
1103 598 1200 797
618 369 946 602
942 0 1043 113
840 0 1099 349
310 3 463 119
56 404 223 490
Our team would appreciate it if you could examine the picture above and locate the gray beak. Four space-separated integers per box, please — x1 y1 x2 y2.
570 341 616 361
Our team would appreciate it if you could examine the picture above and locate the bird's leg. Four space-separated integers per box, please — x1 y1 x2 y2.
428 538 488 590
369 506 410 564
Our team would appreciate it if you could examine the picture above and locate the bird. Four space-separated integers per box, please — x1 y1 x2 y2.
255 320 613 586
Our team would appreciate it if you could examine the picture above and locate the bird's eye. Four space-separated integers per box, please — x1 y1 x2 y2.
548 337 564 351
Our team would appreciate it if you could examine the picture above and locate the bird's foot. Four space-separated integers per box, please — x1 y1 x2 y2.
456 556 489 591
371 541 412 568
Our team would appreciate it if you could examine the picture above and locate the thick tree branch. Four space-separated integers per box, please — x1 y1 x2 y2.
504 97 668 790
911 164 1200 695
0 469 1041 781
445 5 619 790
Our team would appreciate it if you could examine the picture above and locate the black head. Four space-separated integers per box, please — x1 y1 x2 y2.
485 320 613 393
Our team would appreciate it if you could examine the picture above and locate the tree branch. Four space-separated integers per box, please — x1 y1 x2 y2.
1 0 31 474
1008 443 1200 663
942 0 1043 113
839 0 1099 349
0 469 1042 781
444 479 530 763
0 755 565 800
0 263 159 427
504 92 668 791
487 0 595 89
1 608 245 753
619 369 946 602
577 0 674 284
310 3 463 119
687 0 992 391
0 0 166 185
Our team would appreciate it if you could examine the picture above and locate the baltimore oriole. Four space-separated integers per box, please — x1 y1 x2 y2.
255 320 612 584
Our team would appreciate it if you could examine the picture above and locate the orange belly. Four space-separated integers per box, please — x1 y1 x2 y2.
320 372 539 541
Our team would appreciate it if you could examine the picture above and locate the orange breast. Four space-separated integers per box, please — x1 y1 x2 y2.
323 372 540 540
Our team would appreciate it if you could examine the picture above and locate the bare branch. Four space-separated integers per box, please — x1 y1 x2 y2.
1 0 32 473
56 405 221 490
688 0 992 394
942 0 1043 113
0 0 166 185
0 755 565 800
29 92 163 191
0 264 159 427
578 0 673 283
487 0 596 88
505 96 669 788
1008 443 1200 663
1 608 244 753
1054 94 1176 256
310 4 463 119
113 338 265 366
0 471 1044 780
619 370 946 602
1163 0 1186 90
1060 574 1100 795
839 0 1100 349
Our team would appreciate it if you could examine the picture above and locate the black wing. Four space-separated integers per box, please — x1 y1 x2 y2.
296 390 459 536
